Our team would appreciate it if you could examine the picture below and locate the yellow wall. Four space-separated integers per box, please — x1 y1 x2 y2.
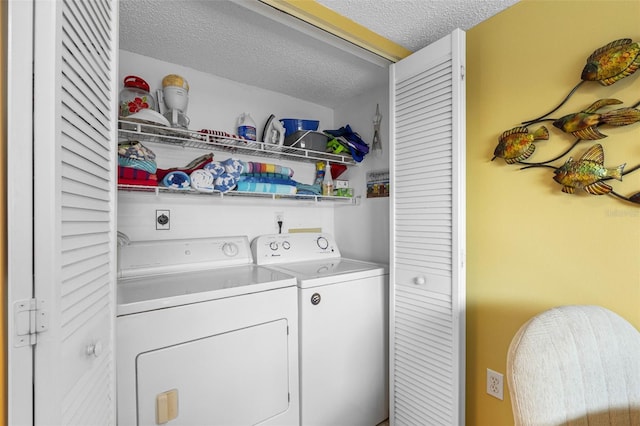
466 0 640 424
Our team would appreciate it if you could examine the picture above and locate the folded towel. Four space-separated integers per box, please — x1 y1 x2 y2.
203 158 244 193
156 153 214 181
190 169 214 193
295 183 321 195
197 129 248 142
238 175 297 186
118 156 157 174
240 161 294 177
162 171 191 189
118 166 155 180
118 177 158 187
118 141 156 161
241 172 293 180
221 158 244 174
236 181 298 194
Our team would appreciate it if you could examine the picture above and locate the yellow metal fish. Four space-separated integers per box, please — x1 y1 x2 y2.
492 126 549 164
581 38 640 86
552 98 640 140
553 144 625 195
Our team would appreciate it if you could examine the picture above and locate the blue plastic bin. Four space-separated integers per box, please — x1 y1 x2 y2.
280 119 319 137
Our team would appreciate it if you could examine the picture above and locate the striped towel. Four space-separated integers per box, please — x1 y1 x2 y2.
118 156 157 174
197 129 247 142
240 161 294 177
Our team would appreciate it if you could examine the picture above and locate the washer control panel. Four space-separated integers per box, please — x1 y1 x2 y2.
251 233 341 265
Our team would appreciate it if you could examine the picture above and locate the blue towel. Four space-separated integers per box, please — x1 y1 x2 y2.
203 158 244 192
162 171 190 189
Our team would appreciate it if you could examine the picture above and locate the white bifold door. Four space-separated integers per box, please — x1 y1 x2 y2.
389 29 466 425
8 0 119 424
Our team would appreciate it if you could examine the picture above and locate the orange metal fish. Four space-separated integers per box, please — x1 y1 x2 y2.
552 98 640 140
553 144 625 195
492 126 549 163
581 38 640 86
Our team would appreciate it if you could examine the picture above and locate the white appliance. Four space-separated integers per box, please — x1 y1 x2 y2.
252 233 389 426
117 236 300 426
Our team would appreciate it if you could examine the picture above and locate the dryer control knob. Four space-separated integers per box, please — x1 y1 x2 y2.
222 242 239 257
269 241 279 251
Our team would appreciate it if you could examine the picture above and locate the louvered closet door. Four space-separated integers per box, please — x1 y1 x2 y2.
32 0 118 424
389 29 466 425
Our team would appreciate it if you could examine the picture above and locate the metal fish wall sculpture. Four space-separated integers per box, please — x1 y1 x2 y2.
523 38 640 126
492 37 640 206
553 144 625 195
492 126 549 163
581 38 640 86
552 98 640 140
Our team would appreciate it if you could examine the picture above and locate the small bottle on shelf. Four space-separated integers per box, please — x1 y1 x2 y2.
322 161 334 196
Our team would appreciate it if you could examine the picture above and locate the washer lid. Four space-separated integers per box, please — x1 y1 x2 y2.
272 258 387 288
117 264 296 316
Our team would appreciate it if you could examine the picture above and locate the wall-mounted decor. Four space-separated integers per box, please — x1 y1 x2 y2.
492 38 640 205
366 169 389 198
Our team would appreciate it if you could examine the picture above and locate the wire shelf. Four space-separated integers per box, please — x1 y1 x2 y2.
118 120 356 165
117 184 357 205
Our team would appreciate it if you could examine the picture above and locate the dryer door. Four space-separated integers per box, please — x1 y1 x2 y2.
136 319 290 425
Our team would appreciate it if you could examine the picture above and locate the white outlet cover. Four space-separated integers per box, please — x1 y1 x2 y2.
486 368 504 400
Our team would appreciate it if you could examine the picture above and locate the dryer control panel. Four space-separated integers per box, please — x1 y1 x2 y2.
118 235 252 278
252 233 341 265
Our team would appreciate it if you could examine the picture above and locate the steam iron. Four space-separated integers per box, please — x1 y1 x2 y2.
262 114 285 145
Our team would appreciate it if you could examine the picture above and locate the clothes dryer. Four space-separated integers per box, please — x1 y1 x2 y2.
252 233 389 426
117 236 299 426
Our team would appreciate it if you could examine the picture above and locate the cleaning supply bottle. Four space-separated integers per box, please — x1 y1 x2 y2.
322 161 334 196
314 161 325 186
237 113 257 141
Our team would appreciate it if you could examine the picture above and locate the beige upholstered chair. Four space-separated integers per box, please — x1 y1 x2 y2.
507 305 640 426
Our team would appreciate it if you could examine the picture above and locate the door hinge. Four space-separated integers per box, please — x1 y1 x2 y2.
14 298 49 347
460 65 465 81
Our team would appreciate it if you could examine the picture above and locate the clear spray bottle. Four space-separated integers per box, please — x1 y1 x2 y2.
322 161 334 196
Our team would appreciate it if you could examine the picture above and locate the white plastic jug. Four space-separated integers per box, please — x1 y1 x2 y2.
237 113 257 141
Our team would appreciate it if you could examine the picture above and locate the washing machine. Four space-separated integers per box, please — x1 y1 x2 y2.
116 236 299 426
252 233 389 426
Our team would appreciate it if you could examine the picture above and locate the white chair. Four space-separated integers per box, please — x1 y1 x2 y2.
507 305 640 425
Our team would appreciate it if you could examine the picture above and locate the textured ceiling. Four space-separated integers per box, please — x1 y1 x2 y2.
314 0 519 52
119 0 518 108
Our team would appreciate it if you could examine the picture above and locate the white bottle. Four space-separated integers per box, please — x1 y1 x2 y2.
237 113 257 141
322 161 334 196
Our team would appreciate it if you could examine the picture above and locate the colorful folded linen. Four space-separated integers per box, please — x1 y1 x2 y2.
238 175 297 186
118 166 155 180
240 161 294 177
118 141 156 161
117 156 157 174
156 153 214 181
118 177 158 187
197 129 248 142
236 181 298 194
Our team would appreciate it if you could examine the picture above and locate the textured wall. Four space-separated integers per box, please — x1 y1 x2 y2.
466 0 640 424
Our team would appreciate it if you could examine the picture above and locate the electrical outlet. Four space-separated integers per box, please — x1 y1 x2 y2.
275 211 284 233
156 210 170 230
486 368 504 400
